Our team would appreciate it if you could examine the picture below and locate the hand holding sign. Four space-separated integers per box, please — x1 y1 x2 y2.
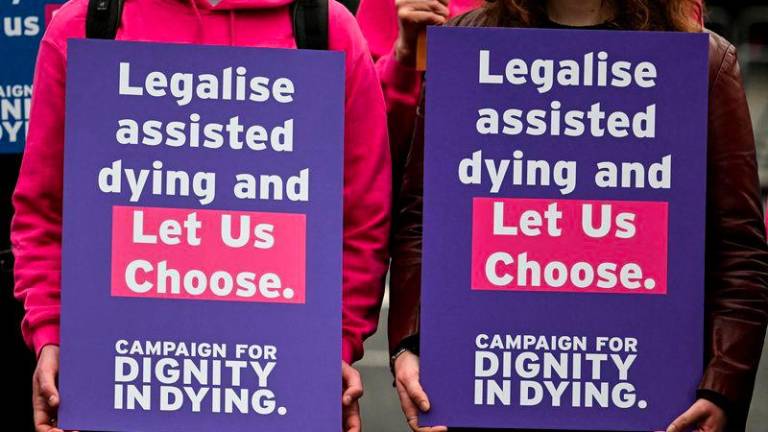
666 399 726 432
33 345 63 432
394 351 447 432
342 361 363 432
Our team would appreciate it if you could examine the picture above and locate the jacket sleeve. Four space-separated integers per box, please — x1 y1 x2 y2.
698 37 768 427
11 36 67 356
331 3 392 364
377 53 422 202
387 90 425 355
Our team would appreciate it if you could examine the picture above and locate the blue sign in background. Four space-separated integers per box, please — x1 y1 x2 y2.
0 0 59 153
420 27 709 430
59 40 345 431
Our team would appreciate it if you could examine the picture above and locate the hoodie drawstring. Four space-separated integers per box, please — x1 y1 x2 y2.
188 0 205 43
186 0 237 46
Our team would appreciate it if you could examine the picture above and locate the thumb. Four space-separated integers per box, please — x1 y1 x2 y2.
38 367 60 408
402 374 430 412
667 404 705 432
342 362 363 406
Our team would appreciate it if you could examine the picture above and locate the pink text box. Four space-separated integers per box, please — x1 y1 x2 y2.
471 197 668 294
111 206 306 303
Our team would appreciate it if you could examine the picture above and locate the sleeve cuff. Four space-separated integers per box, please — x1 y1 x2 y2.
342 337 359 365
32 323 60 358
698 363 755 429
391 333 420 357
379 53 423 105
696 389 731 414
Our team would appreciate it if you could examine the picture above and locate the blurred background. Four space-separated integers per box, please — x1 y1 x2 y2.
1 0 767 430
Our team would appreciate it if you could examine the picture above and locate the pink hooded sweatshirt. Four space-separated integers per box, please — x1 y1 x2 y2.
12 0 391 364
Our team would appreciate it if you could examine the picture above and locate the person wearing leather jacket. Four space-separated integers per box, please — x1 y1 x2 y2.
388 1 768 431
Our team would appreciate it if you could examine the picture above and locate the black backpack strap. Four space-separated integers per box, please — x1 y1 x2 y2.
291 0 328 50
86 0 124 39
335 0 357 14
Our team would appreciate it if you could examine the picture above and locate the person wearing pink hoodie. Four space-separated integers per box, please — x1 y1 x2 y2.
11 0 391 431
356 0 478 202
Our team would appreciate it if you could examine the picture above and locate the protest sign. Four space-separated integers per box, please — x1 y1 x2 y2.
0 0 61 153
58 39 344 431
420 26 709 430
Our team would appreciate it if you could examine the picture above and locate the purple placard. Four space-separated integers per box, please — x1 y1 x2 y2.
59 39 344 431
420 27 708 430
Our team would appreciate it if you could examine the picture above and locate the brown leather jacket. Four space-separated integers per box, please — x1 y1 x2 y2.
389 11 768 429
